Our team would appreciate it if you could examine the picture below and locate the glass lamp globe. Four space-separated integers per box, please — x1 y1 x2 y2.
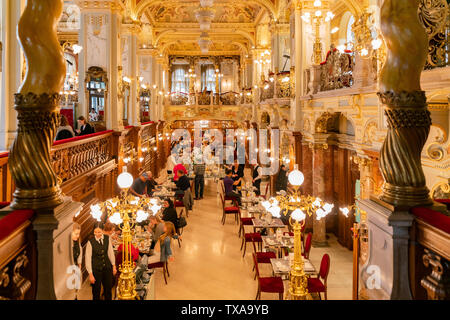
288 165 305 186
117 172 134 189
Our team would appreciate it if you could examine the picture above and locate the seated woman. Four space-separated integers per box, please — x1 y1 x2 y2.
147 221 178 264
55 115 75 141
162 199 178 231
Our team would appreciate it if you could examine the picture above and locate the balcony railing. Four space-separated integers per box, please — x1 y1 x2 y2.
164 89 256 106
259 71 294 102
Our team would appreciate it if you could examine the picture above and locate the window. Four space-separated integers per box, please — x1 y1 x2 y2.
347 15 355 50
171 65 189 93
201 65 216 93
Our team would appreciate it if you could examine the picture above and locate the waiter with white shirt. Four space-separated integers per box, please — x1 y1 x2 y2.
85 222 116 300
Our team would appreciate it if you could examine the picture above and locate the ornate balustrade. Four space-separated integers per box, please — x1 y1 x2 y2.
219 91 240 105
163 89 257 107
320 47 355 92
259 71 294 102
169 92 189 105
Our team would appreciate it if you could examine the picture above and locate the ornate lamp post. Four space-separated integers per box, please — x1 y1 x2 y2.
261 165 334 300
90 170 162 300
301 0 335 65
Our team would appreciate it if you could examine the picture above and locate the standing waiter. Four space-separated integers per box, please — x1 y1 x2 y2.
85 223 116 300
251 160 262 196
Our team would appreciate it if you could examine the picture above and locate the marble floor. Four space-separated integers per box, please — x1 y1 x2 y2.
78 178 354 300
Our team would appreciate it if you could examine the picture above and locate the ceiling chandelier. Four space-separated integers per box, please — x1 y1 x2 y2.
261 164 334 300
195 6 215 31
198 32 212 54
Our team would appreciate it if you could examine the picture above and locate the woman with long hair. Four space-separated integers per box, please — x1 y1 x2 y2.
162 199 178 230
75 116 95 136
147 221 178 264
55 115 75 141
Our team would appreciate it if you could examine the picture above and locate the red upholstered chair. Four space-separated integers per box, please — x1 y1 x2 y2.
241 231 262 257
251 241 276 280
302 233 312 259
252 253 284 300
174 194 187 217
148 261 169 285
220 193 239 225
307 253 330 300
238 207 254 238
258 184 270 200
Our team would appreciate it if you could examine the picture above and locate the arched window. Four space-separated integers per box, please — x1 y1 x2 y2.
346 15 355 49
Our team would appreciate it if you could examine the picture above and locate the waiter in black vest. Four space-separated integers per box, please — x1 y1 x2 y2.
85 222 116 300
251 160 262 196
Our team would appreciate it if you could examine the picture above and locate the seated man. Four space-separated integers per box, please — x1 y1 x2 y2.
130 171 157 197
223 169 243 206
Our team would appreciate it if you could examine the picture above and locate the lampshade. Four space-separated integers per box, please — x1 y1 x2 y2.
291 208 306 221
288 165 305 186
117 172 134 189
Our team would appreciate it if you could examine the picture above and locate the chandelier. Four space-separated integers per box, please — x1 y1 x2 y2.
195 7 215 31
254 49 272 65
348 7 384 60
198 32 212 54
301 0 335 65
261 164 334 300
90 170 162 300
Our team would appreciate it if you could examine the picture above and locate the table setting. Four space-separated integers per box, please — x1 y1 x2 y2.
271 256 317 277
152 186 176 198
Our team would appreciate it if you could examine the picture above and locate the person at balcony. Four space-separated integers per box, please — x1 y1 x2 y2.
130 172 155 198
193 156 206 200
252 160 262 196
85 222 116 300
75 116 95 136
89 108 99 122
224 168 243 206
147 221 178 265
275 164 289 193
55 115 75 141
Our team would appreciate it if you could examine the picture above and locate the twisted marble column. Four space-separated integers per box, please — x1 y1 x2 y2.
378 0 432 207
9 0 66 210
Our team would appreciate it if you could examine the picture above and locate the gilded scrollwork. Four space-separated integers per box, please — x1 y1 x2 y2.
0 251 31 300
320 45 354 92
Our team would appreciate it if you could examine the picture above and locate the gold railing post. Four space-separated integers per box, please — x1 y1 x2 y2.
9 0 66 210
377 0 432 207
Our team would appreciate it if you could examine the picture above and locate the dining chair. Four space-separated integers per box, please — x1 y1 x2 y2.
238 206 254 238
258 184 270 200
302 232 313 259
307 253 330 300
220 193 239 225
252 253 284 300
148 261 169 285
241 230 262 257
251 240 276 280
174 195 187 217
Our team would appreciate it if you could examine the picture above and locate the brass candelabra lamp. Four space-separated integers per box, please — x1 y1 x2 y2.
90 170 162 300
261 165 334 300
301 0 335 65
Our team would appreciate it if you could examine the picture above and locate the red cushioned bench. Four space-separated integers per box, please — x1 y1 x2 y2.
411 206 450 234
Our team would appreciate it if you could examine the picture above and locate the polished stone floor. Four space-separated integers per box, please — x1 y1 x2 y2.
78 178 353 300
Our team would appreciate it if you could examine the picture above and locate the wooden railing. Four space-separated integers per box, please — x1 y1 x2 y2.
0 153 13 203
0 209 36 300
410 205 450 300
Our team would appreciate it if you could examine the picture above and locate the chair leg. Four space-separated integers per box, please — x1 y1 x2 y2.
162 267 168 285
279 293 283 300
255 289 260 300
166 262 170 277
324 290 327 300
178 238 181 248
242 241 247 257
240 237 245 251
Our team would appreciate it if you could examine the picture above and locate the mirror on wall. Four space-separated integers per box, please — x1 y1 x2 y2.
85 66 107 128
118 67 131 127
140 87 151 122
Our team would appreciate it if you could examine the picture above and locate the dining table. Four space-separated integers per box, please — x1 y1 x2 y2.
270 258 317 277
252 217 286 229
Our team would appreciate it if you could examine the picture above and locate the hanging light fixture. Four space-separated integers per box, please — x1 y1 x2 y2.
198 32 212 54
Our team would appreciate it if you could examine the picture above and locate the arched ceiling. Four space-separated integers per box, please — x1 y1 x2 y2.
135 0 275 56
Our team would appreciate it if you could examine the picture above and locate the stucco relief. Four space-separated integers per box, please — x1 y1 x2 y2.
86 14 108 69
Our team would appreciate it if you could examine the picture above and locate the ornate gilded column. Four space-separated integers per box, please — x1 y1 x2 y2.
9 0 65 210
377 0 432 207
122 22 141 126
